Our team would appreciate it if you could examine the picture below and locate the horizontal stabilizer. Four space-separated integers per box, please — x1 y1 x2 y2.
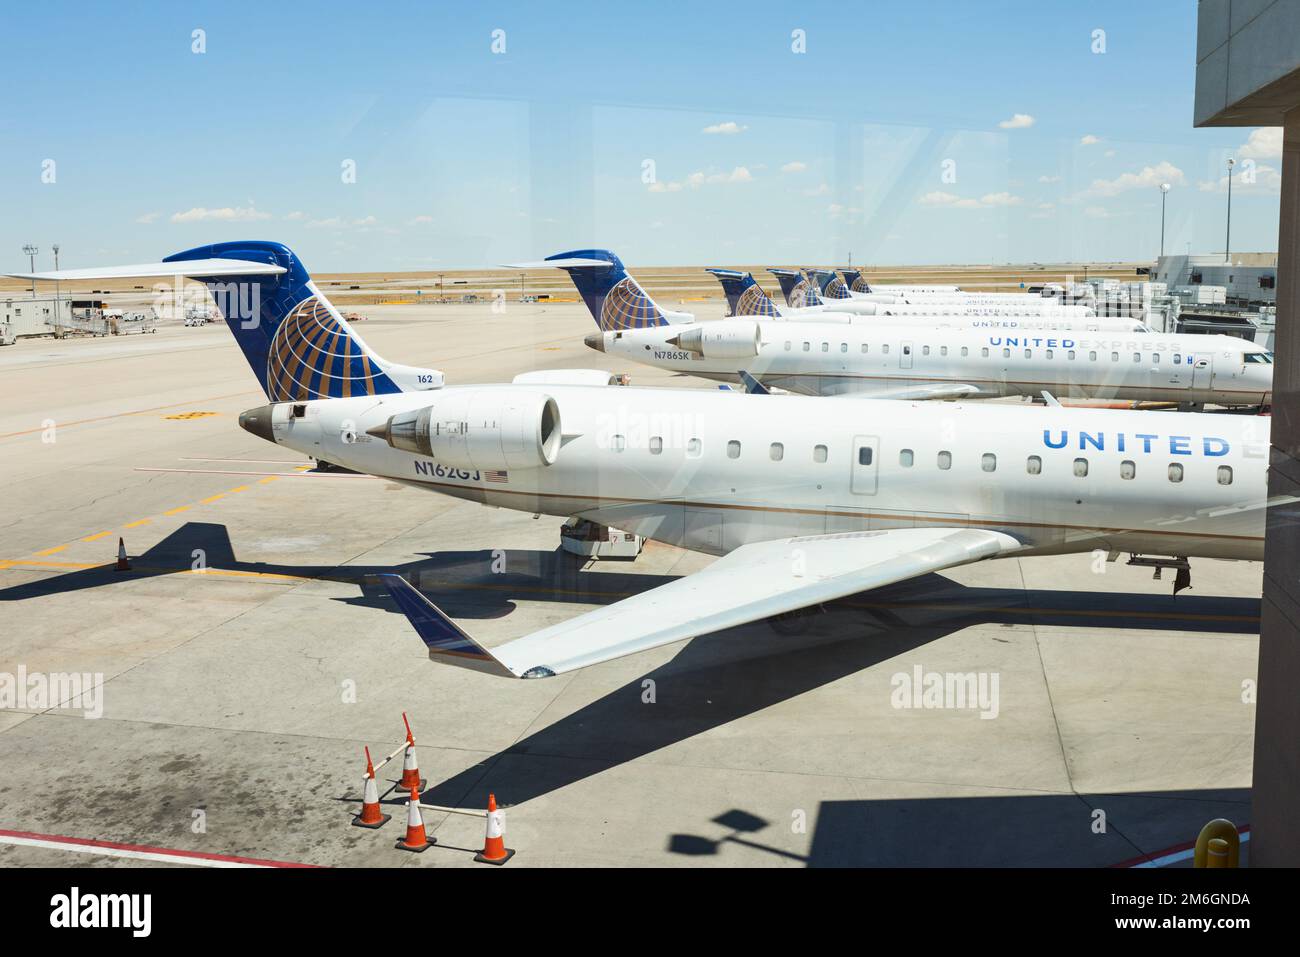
502 258 612 269
6 259 287 281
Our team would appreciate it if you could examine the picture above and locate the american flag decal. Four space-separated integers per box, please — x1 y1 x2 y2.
484 470 509 484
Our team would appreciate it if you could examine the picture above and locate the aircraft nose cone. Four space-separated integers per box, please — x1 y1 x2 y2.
238 404 276 443
583 332 605 353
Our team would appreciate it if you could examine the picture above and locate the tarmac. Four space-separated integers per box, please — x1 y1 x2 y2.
0 301 1258 867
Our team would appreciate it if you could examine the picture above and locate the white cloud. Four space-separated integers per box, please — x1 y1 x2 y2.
780 160 808 174
134 212 160 224
649 167 752 192
284 211 305 221
407 215 434 225
1104 149 1116 158
919 190 1023 209
1239 127 1282 160
1037 174 1061 184
1198 162 1282 193
803 182 831 196
1080 134 1101 146
711 166 753 183
1081 160 1185 198
170 205 271 223
305 215 384 230
998 113 1035 129
701 121 747 135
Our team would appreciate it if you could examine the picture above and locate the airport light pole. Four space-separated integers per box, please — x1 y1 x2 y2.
22 244 38 297
52 244 61 322
1224 157 1235 264
1159 183 1170 258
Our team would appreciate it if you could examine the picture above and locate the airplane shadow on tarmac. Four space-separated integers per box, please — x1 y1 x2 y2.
7 521 1259 864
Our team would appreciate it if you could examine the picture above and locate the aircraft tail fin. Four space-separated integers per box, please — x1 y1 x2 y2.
769 268 822 308
808 267 852 300
11 241 444 401
507 249 674 331
841 268 872 293
705 269 781 317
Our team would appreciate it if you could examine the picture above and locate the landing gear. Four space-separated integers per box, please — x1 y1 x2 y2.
1126 554 1191 595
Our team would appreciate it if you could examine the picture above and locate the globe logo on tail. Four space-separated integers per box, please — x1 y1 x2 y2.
599 277 665 330
266 296 393 400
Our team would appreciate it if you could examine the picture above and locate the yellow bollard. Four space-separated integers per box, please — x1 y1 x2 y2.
1205 837 1230 868
1193 819 1240 868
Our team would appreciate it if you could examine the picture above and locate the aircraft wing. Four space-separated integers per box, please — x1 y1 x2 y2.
835 383 985 401
382 527 1020 678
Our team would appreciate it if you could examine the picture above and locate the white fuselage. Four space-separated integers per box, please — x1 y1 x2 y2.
596 322 1273 406
255 385 1268 564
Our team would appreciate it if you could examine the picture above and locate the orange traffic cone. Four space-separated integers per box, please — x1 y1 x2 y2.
397 712 425 791
474 793 515 865
352 747 391 829
394 786 433 853
115 537 131 572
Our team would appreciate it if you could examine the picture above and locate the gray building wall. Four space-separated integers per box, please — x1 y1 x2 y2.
1197 0 1300 867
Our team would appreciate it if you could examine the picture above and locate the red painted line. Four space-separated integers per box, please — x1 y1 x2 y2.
0 827 321 868
1109 823 1250 869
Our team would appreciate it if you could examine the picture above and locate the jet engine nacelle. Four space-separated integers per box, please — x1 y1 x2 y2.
370 388 562 471
670 321 761 359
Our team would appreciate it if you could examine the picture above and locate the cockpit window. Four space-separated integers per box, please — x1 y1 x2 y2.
1244 352 1273 364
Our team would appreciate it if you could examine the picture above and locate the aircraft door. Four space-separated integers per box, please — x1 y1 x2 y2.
850 435 880 494
1192 353 1212 390
900 342 914 369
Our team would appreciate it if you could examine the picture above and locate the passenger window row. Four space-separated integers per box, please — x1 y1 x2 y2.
610 437 1234 487
778 342 1189 365
895 448 1233 485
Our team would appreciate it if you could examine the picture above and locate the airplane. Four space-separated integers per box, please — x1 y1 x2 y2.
771 266 1112 321
705 263 1148 335
811 267 1043 306
581 314 1274 406
705 268 853 321
840 268 958 294
10 241 1277 680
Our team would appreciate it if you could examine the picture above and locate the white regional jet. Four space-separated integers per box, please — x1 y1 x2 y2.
810 267 1032 305
706 266 1147 334
583 316 1274 406
11 242 1275 679
769 267 1104 320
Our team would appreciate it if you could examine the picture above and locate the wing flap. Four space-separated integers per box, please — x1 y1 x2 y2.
387 528 1020 678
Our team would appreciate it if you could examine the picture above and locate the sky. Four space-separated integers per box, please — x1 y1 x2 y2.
0 0 1284 272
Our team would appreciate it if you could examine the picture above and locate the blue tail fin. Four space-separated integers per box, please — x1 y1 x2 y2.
162 241 439 401
841 269 871 293
543 249 668 330
705 269 780 318
808 268 852 300
769 268 822 308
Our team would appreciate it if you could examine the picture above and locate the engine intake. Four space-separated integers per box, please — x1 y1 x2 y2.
368 389 562 471
668 321 761 359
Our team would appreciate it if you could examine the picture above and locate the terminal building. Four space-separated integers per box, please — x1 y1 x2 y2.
1151 252 1278 306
